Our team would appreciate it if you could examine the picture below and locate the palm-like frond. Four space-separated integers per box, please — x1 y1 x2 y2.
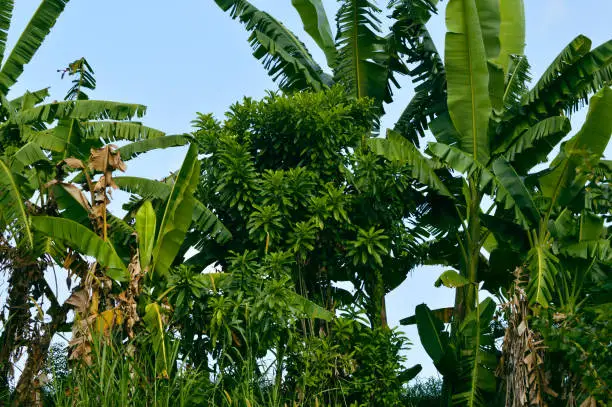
16 100 147 124
81 121 165 143
524 35 591 106
523 38 612 115
0 0 70 95
499 116 571 174
368 130 452 197
215 0 330 92
502 54 530 110
0 1 13 65
334 0 388 104
117 134 190 161
389 0 446 144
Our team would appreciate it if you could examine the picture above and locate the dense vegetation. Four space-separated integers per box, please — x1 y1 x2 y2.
0 0 610 406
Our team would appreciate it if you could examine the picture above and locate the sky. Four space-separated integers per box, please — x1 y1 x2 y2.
5 0 612 379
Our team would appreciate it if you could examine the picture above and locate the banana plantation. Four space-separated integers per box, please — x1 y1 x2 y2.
0 0 610 406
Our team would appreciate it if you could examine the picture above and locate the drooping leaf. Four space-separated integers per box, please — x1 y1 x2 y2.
400 307 454 325
539 87 612 210
82 121 165 143
16 100 147 124
0 0 70 95
215 0 330 91
31 216 127 281
13 142 48 167
445 0 491 163
136 201 156 271
399 364 423 383
9 87 49 110
151 143 200 277
499 116 571 174
526 232 559 307
0 157 34 247
291 0 336 67
368 130 452 197
285 289 333 321
524 35 592 106
502 54 530 110
492 158 539 226
0 1 13 66
495 0 525 73
117 134 190 161
434 269 470 288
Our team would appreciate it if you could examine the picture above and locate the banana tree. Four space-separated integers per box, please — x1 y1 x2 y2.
369 0 611 404
213 0 444 133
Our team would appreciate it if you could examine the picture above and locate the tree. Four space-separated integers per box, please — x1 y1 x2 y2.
370 0 611 404
213 0 444 139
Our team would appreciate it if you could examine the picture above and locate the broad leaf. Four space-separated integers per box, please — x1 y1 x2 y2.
215 0 330 91
31 216 127 281
415 303 447 364
82 121 165 143
151 143 200 277
136 201 156 271
13 142 48 167
117 134 190 161
291 0 336 67
445 0 491 163
492 158 539 226
368 130 452 197
540 87 612 210
401 307 454 325
0 158 34 247
16 100 147 124
335 0 388 104
435 269 470 288
526 232 558 307
0 0 69 95
495 0 525 73
285 289 333 321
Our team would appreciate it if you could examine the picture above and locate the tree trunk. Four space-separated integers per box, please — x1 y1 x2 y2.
11 304 69 407
0 263 37 398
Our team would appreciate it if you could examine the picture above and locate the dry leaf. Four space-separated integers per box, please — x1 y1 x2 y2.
63 158 85 169
65 290 89 314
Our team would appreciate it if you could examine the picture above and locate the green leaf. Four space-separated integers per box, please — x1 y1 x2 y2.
31 216 127 281
143 302 168 375
540 87 612 210
492 158 539 226
10 87 49 110
400 307 454 326
81 121 165 143
495 0 525 73
445 0 491 163
151 143 200 278
399 364 422 383
415 303 447 363
16 100 147 124
136 201 156 271
500 116 571 174
215 0 330 91
526 233 559 307
0 0 69 95
335 0 388 104
434 269 470 288
524 35 592 106
285 289 333 321
291 0 336 67
114 176 231 244
0 157 34 248
117 134 190 161
0 1 13 66
13 142 48 167
368 130 452 197
475 0 500 61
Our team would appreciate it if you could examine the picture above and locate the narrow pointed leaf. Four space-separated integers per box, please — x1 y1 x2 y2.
0 158 34 247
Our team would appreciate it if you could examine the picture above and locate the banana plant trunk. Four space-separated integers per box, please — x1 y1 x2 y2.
0 262 38 399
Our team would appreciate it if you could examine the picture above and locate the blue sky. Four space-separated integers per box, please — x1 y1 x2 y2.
7 0 611 379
